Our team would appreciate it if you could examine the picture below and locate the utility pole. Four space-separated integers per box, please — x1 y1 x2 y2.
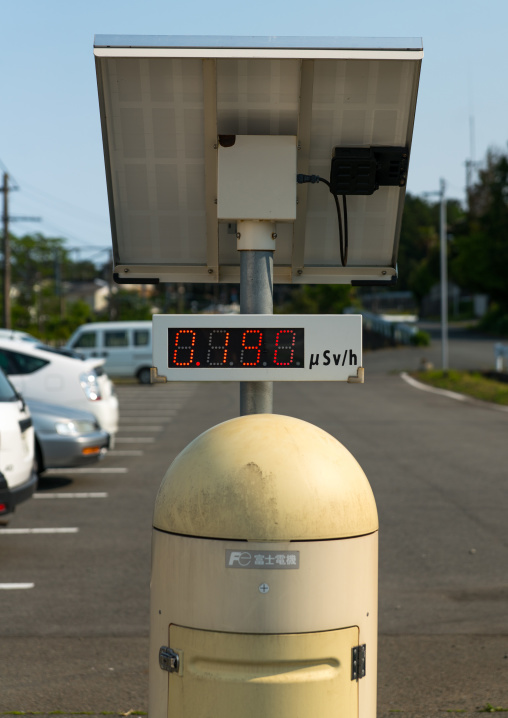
465 114 479 213
1 170 41 328
2 172 10 328
424 180 449 372
439 178 448 372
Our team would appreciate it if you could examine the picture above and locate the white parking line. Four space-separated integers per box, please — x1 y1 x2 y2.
118 403 187 407
0 583 35 590
118 401 182 405
117 426 163 432
119 408 177 413
120 415 175 421
34 492 108 499
119 415 175 419
117 393 191 398
108 450 144 456
115 437 155 443
43 467 127 474
0 528 79 534
118 391 194 396
120 409 178 413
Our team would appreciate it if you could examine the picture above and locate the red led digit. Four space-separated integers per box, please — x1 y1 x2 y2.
273 329 296 366
173 330 196 366
207 329 230 366
240 330 263 366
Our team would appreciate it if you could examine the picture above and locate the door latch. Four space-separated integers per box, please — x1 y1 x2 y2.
159 646 180 673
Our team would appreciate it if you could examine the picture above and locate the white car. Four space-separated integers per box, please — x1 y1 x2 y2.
0 339 119 440
0 369 37 521
0 328 39 343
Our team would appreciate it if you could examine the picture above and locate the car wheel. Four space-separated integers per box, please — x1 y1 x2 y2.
138 367 152 385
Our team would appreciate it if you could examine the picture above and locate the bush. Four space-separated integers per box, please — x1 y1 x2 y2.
410 329 431 346
478 305 508 336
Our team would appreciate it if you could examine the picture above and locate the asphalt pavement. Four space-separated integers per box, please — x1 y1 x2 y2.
0 332 507 717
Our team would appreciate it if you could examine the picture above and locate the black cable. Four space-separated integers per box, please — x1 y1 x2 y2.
342 194 348 266
330 187 348 267
296 174 349 267
332 192 345 266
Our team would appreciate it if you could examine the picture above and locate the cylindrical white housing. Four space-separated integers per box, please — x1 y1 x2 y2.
150 414 378 718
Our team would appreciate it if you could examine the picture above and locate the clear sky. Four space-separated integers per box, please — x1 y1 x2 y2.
1 0 507 261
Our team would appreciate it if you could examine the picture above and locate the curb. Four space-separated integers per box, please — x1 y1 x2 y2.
400 372 508 414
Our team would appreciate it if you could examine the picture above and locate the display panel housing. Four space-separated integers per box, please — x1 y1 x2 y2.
152 314 362 382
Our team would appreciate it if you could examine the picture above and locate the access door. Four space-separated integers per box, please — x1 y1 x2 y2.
167 625 359 718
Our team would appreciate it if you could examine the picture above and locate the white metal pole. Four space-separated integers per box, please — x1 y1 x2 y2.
439 178 448 371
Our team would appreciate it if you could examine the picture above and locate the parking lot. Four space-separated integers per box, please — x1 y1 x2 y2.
1 346 508 716
0 381 207 713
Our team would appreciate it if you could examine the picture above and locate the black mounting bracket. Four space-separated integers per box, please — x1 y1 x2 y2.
330 147 409 195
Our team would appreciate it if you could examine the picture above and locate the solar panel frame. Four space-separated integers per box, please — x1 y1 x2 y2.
94 36 422 285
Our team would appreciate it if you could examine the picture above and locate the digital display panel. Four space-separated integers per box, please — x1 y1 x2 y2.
168 328 304 369
152 313 363 382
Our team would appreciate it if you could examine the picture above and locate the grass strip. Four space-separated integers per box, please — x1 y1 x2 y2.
412 370 508 406
0 713 147 717
478 706 508 713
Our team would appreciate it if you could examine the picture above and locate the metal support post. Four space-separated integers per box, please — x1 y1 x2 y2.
439 178 448 371
2 172 10 329
238 221 275 415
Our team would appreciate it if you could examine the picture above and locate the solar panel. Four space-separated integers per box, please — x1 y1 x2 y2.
94 36 422 285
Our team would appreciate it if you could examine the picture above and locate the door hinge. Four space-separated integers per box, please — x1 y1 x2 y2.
351 644 366 681
159 646 180 673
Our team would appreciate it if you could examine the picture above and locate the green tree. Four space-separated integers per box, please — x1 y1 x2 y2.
2 233 105 338
44 300 94 341
277 284 356 314
452 148 508 312
398 195 438 287
397 193 464 308
5 233 71 334
10 233 70 286
105 289 154 321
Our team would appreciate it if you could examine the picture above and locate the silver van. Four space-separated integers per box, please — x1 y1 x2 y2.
65 321 152 384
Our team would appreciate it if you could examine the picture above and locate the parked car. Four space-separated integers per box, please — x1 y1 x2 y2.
0 329 89 359
66 321 153 383
0 369 37 521
30 342 89 360
0 328 39 343
0 338 119 441
28 399 110 476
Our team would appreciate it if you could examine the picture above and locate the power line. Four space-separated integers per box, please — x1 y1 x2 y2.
2 167 109 247
19 179 108 228
0 159 19 190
